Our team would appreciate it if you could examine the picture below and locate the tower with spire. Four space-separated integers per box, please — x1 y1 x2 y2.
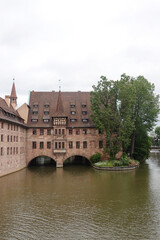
10 79 17 109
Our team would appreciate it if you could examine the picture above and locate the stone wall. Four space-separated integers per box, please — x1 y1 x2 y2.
26 127 105 167
0 120 27 177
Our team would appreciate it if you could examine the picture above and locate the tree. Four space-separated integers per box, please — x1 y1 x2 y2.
90 76 120 158
91 74 159 160
128 75 159 157
155 126 160 139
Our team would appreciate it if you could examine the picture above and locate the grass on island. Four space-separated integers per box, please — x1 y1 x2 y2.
94 159 139 168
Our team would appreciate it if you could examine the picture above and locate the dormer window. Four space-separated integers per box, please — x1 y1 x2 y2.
44 104 49 108
82 118 88 123
43 119 50 123
70 119 77 122
33 111 38 115
31 119 38 122
70 104 75 108
71 111 76 115
44 111 49 115
82 111 87 115
33 104 38 108
82 104 86 108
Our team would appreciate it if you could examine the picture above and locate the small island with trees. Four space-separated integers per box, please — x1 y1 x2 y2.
90 74 159 170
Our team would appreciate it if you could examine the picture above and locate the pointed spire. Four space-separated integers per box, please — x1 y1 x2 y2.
10 79 17 109
10 79 17 99
56 91 63 113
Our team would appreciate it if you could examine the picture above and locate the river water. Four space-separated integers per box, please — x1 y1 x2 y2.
0 152 160 240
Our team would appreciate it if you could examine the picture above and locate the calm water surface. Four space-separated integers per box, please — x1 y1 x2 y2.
0 152 160 240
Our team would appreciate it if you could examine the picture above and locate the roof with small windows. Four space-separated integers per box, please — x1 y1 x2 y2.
28 91 95 128
0 97 25 125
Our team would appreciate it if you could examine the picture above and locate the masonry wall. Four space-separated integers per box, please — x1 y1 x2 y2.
26 126 105 166
0 120 27 177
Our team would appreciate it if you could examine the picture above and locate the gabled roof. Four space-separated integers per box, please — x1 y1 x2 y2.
0 97 25 125
28 91 94 128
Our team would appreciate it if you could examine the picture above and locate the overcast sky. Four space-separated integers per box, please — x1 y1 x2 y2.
0 0 160 107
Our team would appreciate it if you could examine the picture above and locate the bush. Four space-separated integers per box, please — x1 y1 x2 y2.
113 160 122 167
120 153 129 166
90 153 101 164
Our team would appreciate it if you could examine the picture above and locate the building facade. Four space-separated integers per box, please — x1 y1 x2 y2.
0 83 105 176
0 83 27 177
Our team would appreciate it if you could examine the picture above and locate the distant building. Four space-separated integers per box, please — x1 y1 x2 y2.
0 82 105 176
0 82 27 177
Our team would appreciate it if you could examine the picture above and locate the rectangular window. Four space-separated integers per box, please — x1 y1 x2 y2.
8 124 10 130
13 147 15 155
82 129 87 134
10 147 12 155
76 129 80 135
1 122 3 128
76 141 80 149
40 142 44 149
59 129 61 135
55 142 58 149
69 141 73 149
55 129 58 135
99 141 103 149
1 135 3 142
16 136 18 142
14 136 16 142
16 147 18 154
62 142 65 149
47 129 51 135
59 142 61 149
40 129 44 135
7 135 9 142
32 141 37 149
83 141 87 148
33 129 37 135
11 136 12 142
7 147 9 155
62 129 65 135
69 129 73 135
47 142 51 149
0 147 3 156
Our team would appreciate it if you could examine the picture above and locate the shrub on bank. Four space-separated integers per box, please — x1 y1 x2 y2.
90 153 101 164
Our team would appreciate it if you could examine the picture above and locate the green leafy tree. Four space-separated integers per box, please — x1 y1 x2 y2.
91 74 159 160
155 126 160 139
90 76 120 158
129 76 159 157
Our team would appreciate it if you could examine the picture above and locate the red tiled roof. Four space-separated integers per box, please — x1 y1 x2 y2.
0 97 25 125
28 91 95 128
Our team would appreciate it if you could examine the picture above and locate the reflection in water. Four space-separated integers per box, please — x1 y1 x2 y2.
0 152 160 239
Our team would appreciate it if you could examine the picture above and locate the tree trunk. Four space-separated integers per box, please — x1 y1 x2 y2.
130 130 136 158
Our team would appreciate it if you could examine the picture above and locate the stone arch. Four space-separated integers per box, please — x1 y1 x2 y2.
63 154 91 166
27 155 56 167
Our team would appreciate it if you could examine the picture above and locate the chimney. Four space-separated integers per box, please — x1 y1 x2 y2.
5 95 10 107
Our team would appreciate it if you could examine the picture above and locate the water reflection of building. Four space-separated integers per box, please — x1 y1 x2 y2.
0 82 105 176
